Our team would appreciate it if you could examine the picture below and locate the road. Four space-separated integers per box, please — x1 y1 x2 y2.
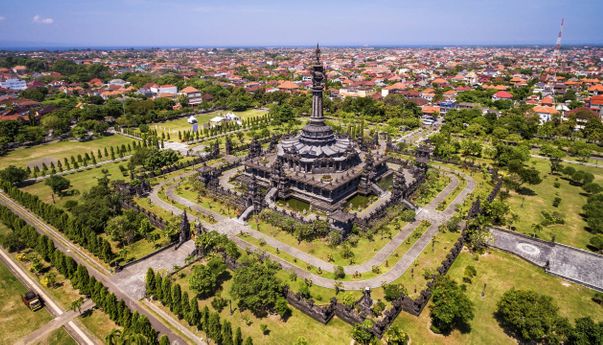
0 192 205 345
148 165 475 289
0 247 99 345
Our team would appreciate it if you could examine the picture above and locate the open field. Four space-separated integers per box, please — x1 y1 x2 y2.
506 157 602 249
0 135 135 169
0 254 53 345
169 262 354 345
79 308 119 342
21 160 131 207
248 215 408 267
34 327 77 345
392 249 602 345
0 224 118 343
147 109 268 139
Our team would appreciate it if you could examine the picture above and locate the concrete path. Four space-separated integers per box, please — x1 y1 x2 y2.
0 192 200 345
530 154 602 168
148 165 476 289
0 247 100 345
490 228 603 291
112 241 196 300
16 299 95 345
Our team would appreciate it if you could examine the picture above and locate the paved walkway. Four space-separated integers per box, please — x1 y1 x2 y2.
490 228 603 291
148 165 476 289
0 247 100 345
0 192 200 345
16 299 95 345
112 241 196 300
530 154 602 168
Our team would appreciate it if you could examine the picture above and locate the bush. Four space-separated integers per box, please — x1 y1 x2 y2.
588 234 603 252
552 196 561 207
334 265 345 279
384 283 407 302
211 296 228 312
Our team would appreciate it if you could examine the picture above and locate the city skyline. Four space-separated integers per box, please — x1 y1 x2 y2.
0 0 602 49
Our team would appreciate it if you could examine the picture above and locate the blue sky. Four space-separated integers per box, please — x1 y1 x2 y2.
0 0 601 47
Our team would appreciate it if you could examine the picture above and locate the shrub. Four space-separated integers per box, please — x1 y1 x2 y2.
334 266 345 279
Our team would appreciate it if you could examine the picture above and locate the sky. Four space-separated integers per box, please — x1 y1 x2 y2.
0 0 601 48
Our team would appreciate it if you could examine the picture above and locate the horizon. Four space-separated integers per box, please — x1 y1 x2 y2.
0 0 602 48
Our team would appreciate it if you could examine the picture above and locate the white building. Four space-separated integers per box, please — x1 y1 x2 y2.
0 78 27 91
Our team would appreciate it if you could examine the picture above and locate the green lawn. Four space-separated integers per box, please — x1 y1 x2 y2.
506 157 602 249
34 327 77 345
0 257 53 345
391 249 602 345
79 308 119 342
248 215 408 267
0 135 135 169
21 160 130 207
169 263 354 345
147 109 268 141
0 224 117 343
391 229 462 298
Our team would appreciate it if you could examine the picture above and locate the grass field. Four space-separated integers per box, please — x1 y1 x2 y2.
0 224 117 343
147 109 268 140
79 308 119 342
0 258 53 345
0 135 135 169
506 157 603 249
21 160 131 207
34 327 77 345
391 249 602 345
248 215 408 267
169 263 354 345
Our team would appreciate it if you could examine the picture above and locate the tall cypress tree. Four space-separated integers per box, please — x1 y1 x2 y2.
190 298 201 330
222 320 234 345
171 284 182 317
234 327 243 345
146 268 156 297
208 312 222 344
161 278 172 306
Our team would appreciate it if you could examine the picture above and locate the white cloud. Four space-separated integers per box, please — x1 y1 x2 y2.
33 15 54 25
0 16 5 21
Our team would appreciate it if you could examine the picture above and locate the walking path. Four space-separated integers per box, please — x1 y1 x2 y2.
16 299 96 345
113 240 196 300
530 154 602 168
27 155 131 183
0 247 99 345
147 165 475 289
0 192 202 345
489 227 603 291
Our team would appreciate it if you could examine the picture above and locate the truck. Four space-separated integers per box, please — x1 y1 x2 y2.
22 290 43 311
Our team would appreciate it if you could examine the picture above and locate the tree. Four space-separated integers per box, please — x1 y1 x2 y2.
234 327 243 345
45 174 71 196
384 326 409 345
159 335 170 345
0 165 29 185
189 256 227 297
351 319 375 345
145 268 156 296
334 265 345 279
569 317 603 345
230 257 286 317
70 297 84 313
383 283 407 302
429 277 474 334
496 289 570 344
